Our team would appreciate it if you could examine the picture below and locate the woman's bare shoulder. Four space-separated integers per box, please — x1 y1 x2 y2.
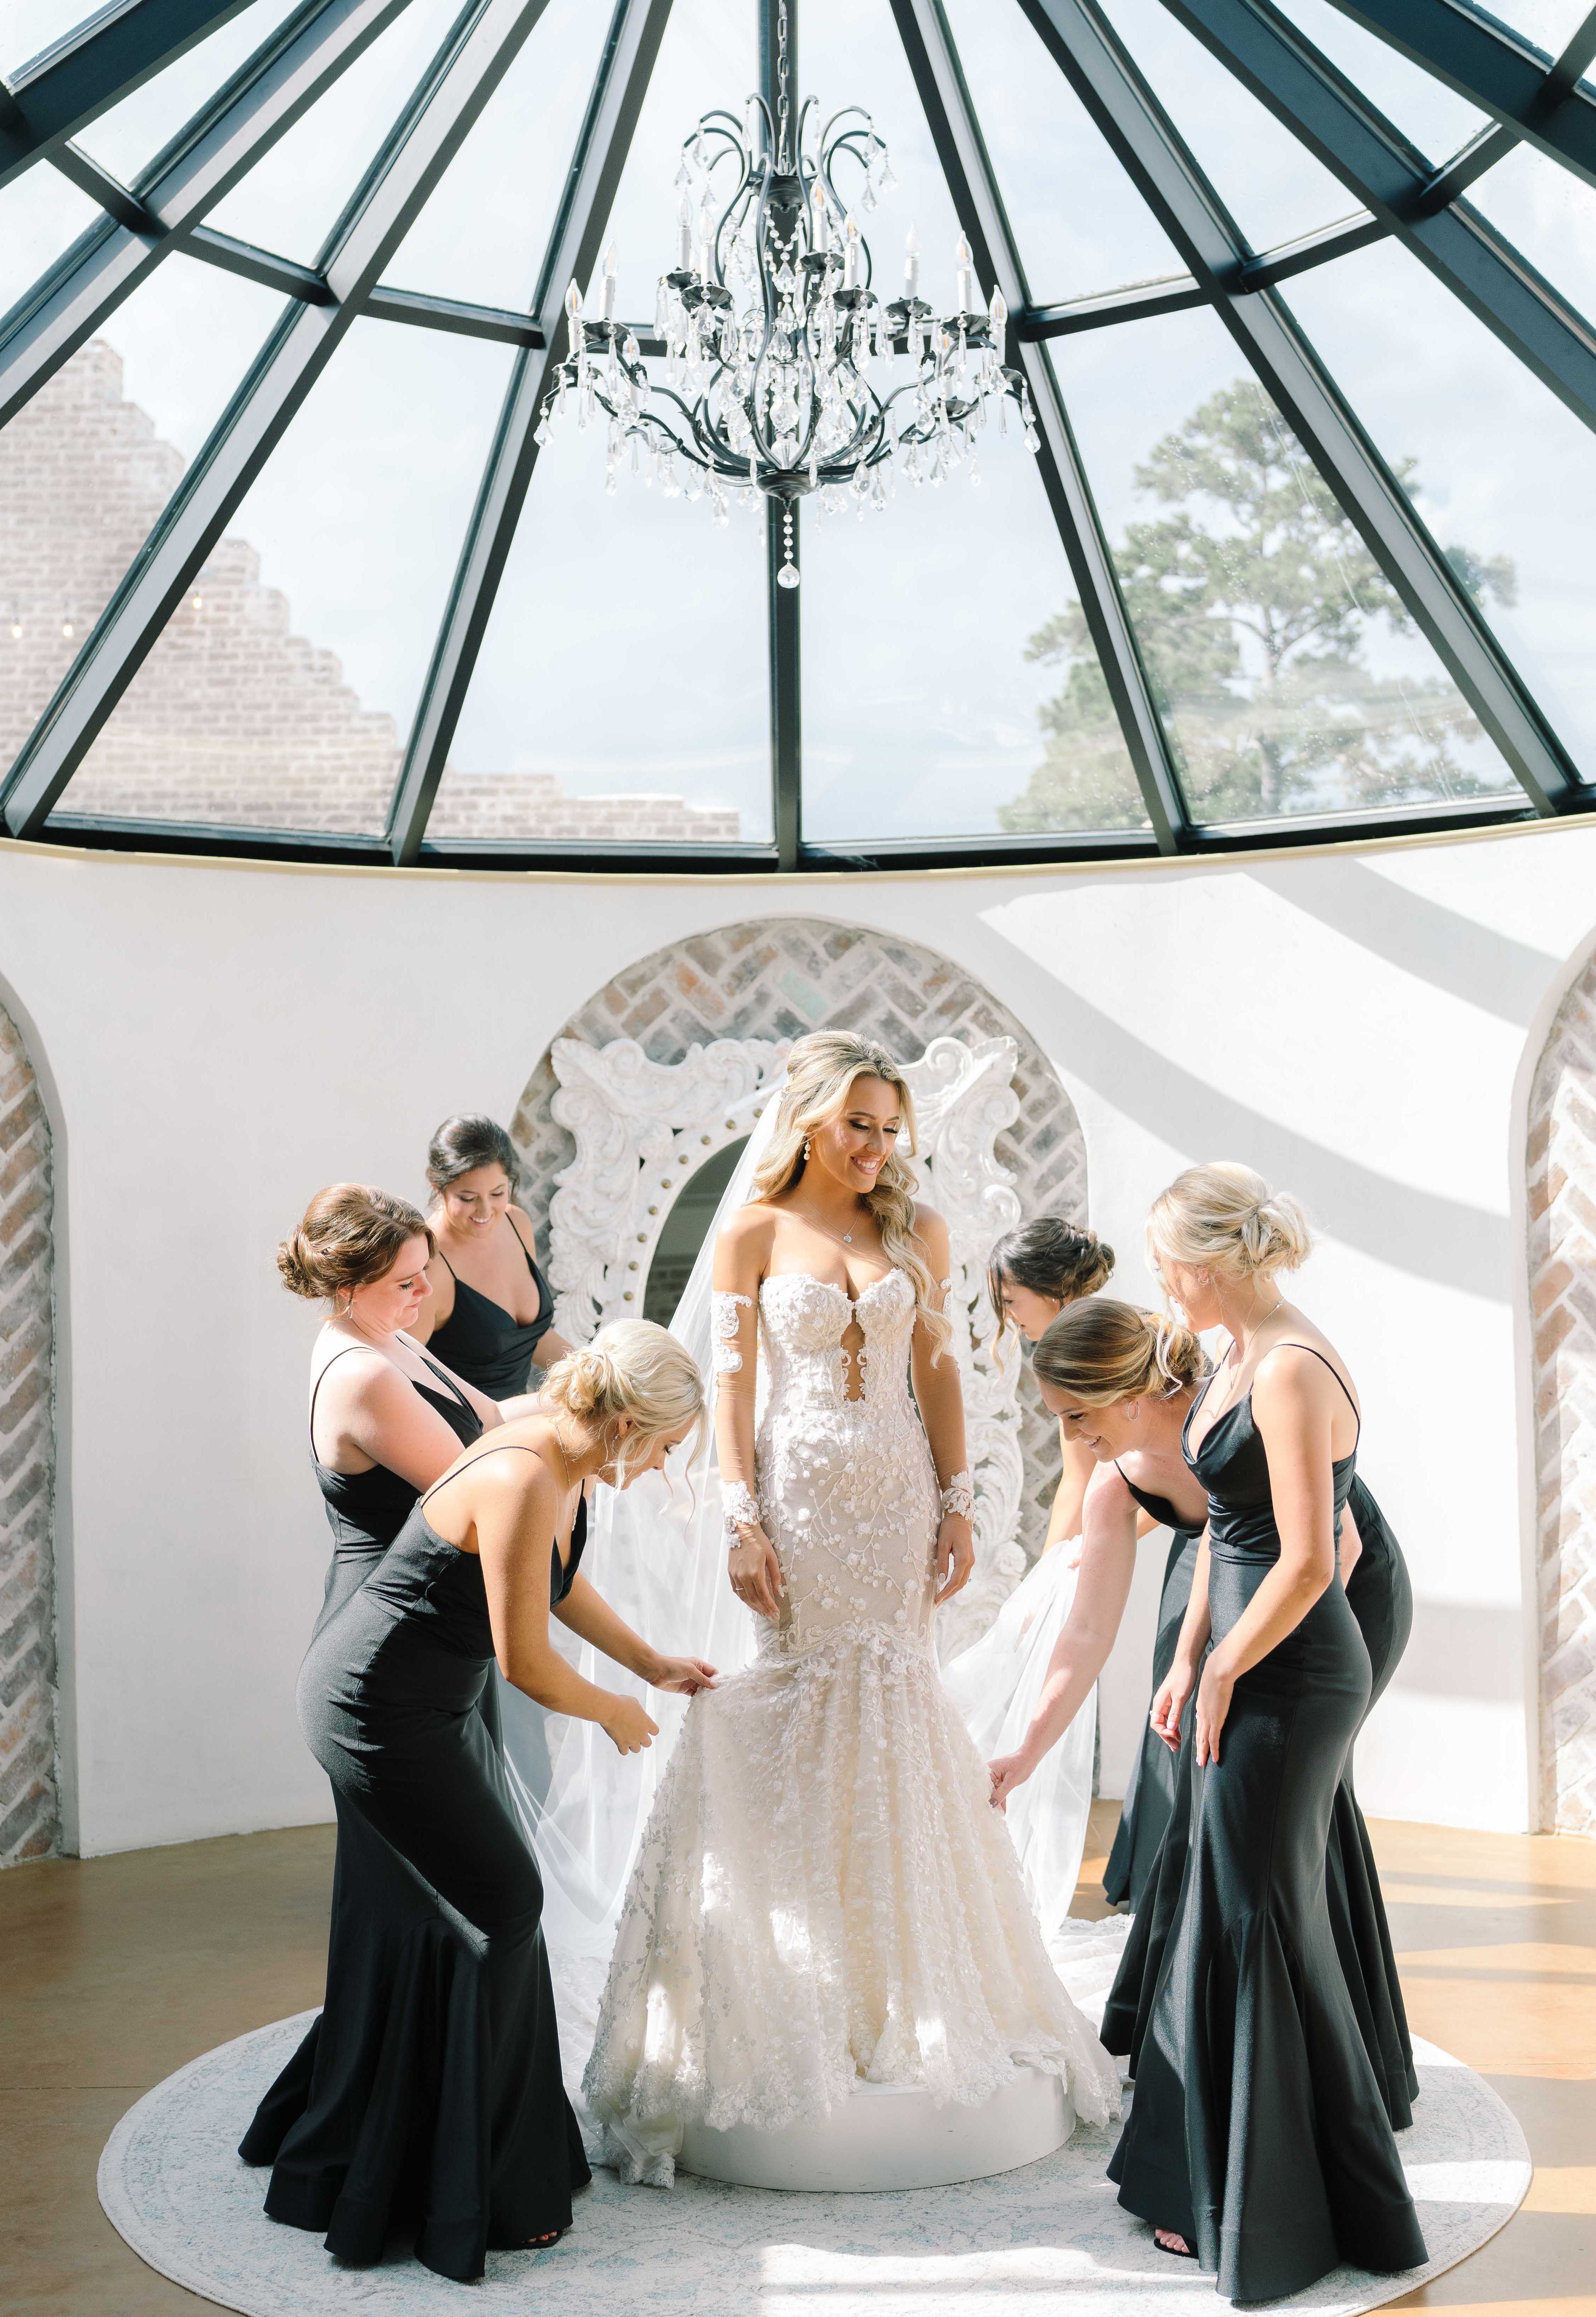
718 1201 780 1250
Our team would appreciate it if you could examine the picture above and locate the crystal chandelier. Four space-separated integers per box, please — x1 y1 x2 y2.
537 10 1039 586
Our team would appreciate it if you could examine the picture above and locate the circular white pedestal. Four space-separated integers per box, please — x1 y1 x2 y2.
677 2066 1075 2192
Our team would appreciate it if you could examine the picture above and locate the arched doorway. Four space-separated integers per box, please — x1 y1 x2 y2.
506 915 1089 1649
0 994 56 1866
1528 949 1596 1836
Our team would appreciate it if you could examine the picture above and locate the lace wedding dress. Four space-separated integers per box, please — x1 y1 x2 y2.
582 1263 1120 2184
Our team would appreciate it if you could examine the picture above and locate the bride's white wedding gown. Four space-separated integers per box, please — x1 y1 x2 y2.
582 1265 1120 2183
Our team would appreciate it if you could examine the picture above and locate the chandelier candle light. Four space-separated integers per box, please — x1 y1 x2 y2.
537 67 1038 583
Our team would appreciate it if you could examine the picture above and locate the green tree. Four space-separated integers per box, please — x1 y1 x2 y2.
1000 381 1516 832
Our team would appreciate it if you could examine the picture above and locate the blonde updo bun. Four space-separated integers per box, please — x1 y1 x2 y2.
279 1184 434 1303
1146 1162 1312 1282
542 1319 705 1475
1034 1298 1208 1406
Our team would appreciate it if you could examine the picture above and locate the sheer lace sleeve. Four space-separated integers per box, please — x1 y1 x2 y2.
711 1290 753 1374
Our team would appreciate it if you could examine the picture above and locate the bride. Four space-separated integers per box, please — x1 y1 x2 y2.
581 1032 1119 2181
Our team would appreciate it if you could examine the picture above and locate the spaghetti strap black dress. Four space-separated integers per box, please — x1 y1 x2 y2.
1102 1470 1204 1913
1106 1351 1425 2303
1100 1469 1418 2128
241 1449 590 2282
241 1345 490 2177
427 1220 557 1398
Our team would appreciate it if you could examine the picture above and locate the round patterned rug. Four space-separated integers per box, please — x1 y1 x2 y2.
99 2016 1527 2314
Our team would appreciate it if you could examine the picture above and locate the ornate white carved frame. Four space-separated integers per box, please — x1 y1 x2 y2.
546 1033 1028 1648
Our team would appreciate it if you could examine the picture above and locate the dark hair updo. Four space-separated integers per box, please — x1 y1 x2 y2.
426 1113 521 1198
988 1215 1115 1335
279 1185 434 1303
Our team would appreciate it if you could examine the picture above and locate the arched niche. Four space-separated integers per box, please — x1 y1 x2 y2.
1528 950 1596 1836
0 994 56 1866
507 916 1089 1651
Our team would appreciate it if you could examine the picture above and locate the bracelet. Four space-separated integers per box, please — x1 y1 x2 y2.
722 1479 760 1547
939 1469 974 1521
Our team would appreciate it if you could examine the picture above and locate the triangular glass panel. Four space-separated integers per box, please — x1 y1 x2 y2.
1269 0 1489 164
0 163 103 326
48 314 513 834
941 0 1187 303
1466 142 1596 333
1487 2 1590 52
1097 0 1366 254
598 0 759 323
202 0 465 266
1049 298 1524 825
1284 234 1596 781
76 0 304 187
383 0 615 312
4 3 95 75
429 405 771 848
3 254 283 789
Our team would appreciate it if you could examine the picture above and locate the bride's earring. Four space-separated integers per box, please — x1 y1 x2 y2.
802 1137 811 1159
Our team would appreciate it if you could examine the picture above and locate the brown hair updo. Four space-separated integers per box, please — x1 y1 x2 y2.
1033 1297 1208 1405
278 1185 435 1304
426 1113 520 1196
987 1215 1115 1335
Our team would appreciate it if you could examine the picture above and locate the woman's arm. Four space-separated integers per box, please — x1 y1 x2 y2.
715 1209 784 1620
553 1570 717 1694
472 1465 657 1752
909 1207 975 1606
989 1464 1142 1806
1151 1534 1211 1752
1042 1429 1095 1554
1193 1348 1346 1766
506 1210 576 1373
320 1355 483 1490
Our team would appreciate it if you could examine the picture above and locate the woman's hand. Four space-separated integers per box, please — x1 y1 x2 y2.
728 1526 784 1620
1195 1657 1235 1767
602 1694 659 1756
651 1654 719 1695
988 1744 1038 1812
1150 1654 1198 1753
934 1512 975 1605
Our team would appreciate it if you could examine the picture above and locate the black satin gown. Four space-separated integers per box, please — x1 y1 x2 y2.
241 1453 590 2281
1106 1355 1425 2302
1101 1472 1417 2127
427 1220 557 1398
1101 1468 1203 1913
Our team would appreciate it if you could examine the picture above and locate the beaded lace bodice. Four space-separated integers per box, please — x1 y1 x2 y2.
750 1267 941 1658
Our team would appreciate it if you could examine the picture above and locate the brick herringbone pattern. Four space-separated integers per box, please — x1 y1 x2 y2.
510 917 1088 1563
0 1003 55 1867
1529 958 1596 1835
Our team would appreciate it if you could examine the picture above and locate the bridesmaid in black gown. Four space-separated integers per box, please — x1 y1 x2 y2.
1102 1472 1418 2125
415 1114 575 1398
1107 1164 1424 2299
989 1223 1198 1906
987 1301 1211 1914
243 1320 719 2280
244 1185 525 2186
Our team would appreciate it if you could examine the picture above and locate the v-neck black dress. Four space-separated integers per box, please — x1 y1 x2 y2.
1106 1356 1425 2303
240 1456 590 2281
427 1221 557 1398
1100 1473 1418 2131
1101 1468 1205 1914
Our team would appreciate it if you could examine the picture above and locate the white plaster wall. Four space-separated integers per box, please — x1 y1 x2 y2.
4 814 1594 1854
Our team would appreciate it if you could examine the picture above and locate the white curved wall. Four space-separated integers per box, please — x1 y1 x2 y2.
4 816 1594 1854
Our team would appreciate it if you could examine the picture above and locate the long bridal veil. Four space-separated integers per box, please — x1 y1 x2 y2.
499 1090 781 2000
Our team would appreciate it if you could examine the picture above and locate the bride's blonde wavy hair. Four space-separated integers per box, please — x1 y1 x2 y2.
751 1030 952 1360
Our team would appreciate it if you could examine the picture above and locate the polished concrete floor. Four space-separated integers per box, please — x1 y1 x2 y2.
1 1802 1591 2316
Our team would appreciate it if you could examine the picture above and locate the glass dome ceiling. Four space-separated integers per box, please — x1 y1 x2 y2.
1 0 1594 873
